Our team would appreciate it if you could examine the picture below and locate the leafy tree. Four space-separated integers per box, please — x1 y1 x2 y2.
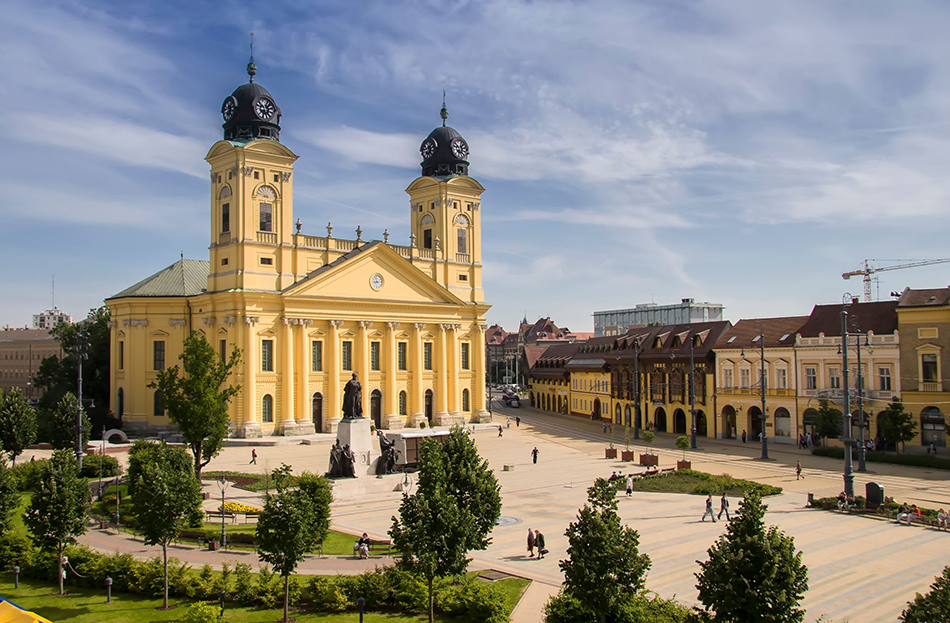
294 471 333 543
46 392 92 453
131 441 203 608
24 449 88 595
642 430 656 453
126 439 195 500
879 398 917 453
0 388 37 465
813 400 842 443
390 426 502 623
256 465 330 623
901 565 950 622
555 478 651 623
0 458 19 534
695 490 808 623
150 331 241 478
32 307 113 431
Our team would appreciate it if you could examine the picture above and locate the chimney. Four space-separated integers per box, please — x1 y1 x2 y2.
852 297 860 305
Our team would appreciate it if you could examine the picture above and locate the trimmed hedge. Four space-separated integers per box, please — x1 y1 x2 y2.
9 460 49 492
614 469 782 497
811 447 950 470
80 454 122 479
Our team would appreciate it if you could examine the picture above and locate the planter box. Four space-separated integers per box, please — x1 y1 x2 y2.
605 448 618 459
621 450 635 462
639 453 658 466
676 460 691 470
208 541 220 551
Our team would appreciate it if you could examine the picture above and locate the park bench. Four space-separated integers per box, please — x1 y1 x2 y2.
205 510 237 524
660 467 676 475
353 538 392 557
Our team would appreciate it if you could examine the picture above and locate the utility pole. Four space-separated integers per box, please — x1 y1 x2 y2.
759 327 768 460
689 336 697 449
75 329 86 474
633 338 640 439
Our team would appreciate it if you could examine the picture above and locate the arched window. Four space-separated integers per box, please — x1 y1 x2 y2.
454 213 470 225
420 213 435 226
462 389 470 412
399 391 408 416
262 394 274 423
219 186 232 199
256 186 277 198
154 391 165 417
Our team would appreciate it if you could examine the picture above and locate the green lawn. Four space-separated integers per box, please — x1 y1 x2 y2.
0 575 527 622
619 469 782 496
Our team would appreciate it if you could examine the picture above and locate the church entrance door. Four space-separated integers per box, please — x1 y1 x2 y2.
371 390 382 429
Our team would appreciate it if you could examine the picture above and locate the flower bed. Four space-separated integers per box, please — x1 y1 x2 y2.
218 501 261 514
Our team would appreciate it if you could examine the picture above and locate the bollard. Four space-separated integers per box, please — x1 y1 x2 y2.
13 565 19 589
218 588 226 620
357 596 366 623
105 576 112 603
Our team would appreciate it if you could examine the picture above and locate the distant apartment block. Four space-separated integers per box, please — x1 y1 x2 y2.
32 307 72 330
594 299 724 336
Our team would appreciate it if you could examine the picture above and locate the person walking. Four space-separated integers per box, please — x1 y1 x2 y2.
702 494 716 522
526 528 536 557
250 448 257 465
718 493 730 520
498 426 503 437
796 460 803 480
535 530 546 559
625 474 634 497
741 430 747 443
516 416 521 427
506 416 511 429
531 447 539 464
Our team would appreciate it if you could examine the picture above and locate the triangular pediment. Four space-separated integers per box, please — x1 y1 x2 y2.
284 242 467 306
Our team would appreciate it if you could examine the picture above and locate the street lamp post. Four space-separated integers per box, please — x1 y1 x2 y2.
689 337 697 449
114 475 121 529
759 328 768 460
217 476 230 549
75 329 86 474
633 338 641 440
840 302 855 498
839 321 871 473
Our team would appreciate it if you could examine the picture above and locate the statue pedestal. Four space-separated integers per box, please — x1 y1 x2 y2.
336 418 377 476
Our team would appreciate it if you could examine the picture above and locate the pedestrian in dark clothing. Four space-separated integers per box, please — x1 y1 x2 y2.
702 494 716 522
250 448 257 464
535 530 546 559
741 430 747 443
718 493 730 520
796 460 803 480
498 426 503 437
516 416 521 427
526 528 535 557
531 447 539 464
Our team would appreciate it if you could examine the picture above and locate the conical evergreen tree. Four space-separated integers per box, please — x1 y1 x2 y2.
695 490 808 623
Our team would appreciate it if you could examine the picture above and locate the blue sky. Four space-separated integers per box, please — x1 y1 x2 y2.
3 0 950 332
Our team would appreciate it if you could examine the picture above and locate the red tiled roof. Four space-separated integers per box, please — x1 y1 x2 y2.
898 287 950 308
797 301 897 337
714 316 809 350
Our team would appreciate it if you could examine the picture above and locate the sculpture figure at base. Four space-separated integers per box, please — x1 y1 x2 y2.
376 431 400 475
340 443 357 478
328 439 343 477
342 373 363 419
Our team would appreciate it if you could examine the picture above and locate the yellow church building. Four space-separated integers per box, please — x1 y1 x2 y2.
106 57 491 437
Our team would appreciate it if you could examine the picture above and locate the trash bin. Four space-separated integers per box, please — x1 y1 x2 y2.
866 482 884 510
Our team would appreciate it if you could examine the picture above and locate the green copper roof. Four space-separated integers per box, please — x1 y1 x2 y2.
110 259 209 299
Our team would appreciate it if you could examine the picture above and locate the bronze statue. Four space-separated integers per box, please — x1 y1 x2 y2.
341 443 357 478
376 431 399 475
342 373 363 419
328 439 343 477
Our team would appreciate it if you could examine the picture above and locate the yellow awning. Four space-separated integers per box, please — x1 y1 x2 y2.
0 601 54 623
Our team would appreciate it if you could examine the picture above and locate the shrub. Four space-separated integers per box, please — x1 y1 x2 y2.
180 601 221 623
233 562 256 606
80 454 122 479
811 447 950 470
309 576 350 612
255 565 294 609
9 460 49 491
420 421 427 429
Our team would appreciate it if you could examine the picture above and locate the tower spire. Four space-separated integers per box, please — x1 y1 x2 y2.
440 83 448 126
247 32 257 83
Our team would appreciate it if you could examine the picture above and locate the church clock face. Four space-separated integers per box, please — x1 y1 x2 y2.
370 274 384 291
254 98 276 120
451 138 469 159
421 139 436 159
221 97 237 121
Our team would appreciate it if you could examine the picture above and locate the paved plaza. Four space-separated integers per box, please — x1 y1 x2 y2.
53 401 950 623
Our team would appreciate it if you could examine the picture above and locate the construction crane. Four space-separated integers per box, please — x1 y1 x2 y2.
842 258 950 302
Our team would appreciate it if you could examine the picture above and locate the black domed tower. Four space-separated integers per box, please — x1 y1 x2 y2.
220 49 281 143
419 96 470 177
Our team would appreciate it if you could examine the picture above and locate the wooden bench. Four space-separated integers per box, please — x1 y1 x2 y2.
660 467 676 474
206 511 237 524
354 538 392 557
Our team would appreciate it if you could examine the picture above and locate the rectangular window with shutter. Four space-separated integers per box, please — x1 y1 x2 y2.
461 343 470 370
222 203 230 233
311 341 322 372
261 340 274 372
371 342 380 371
118 341 124 370
219 339 227 362
259 202 273 232
153 341 165 371
424 342 432 370
398 342 407 370
342 341 352 371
